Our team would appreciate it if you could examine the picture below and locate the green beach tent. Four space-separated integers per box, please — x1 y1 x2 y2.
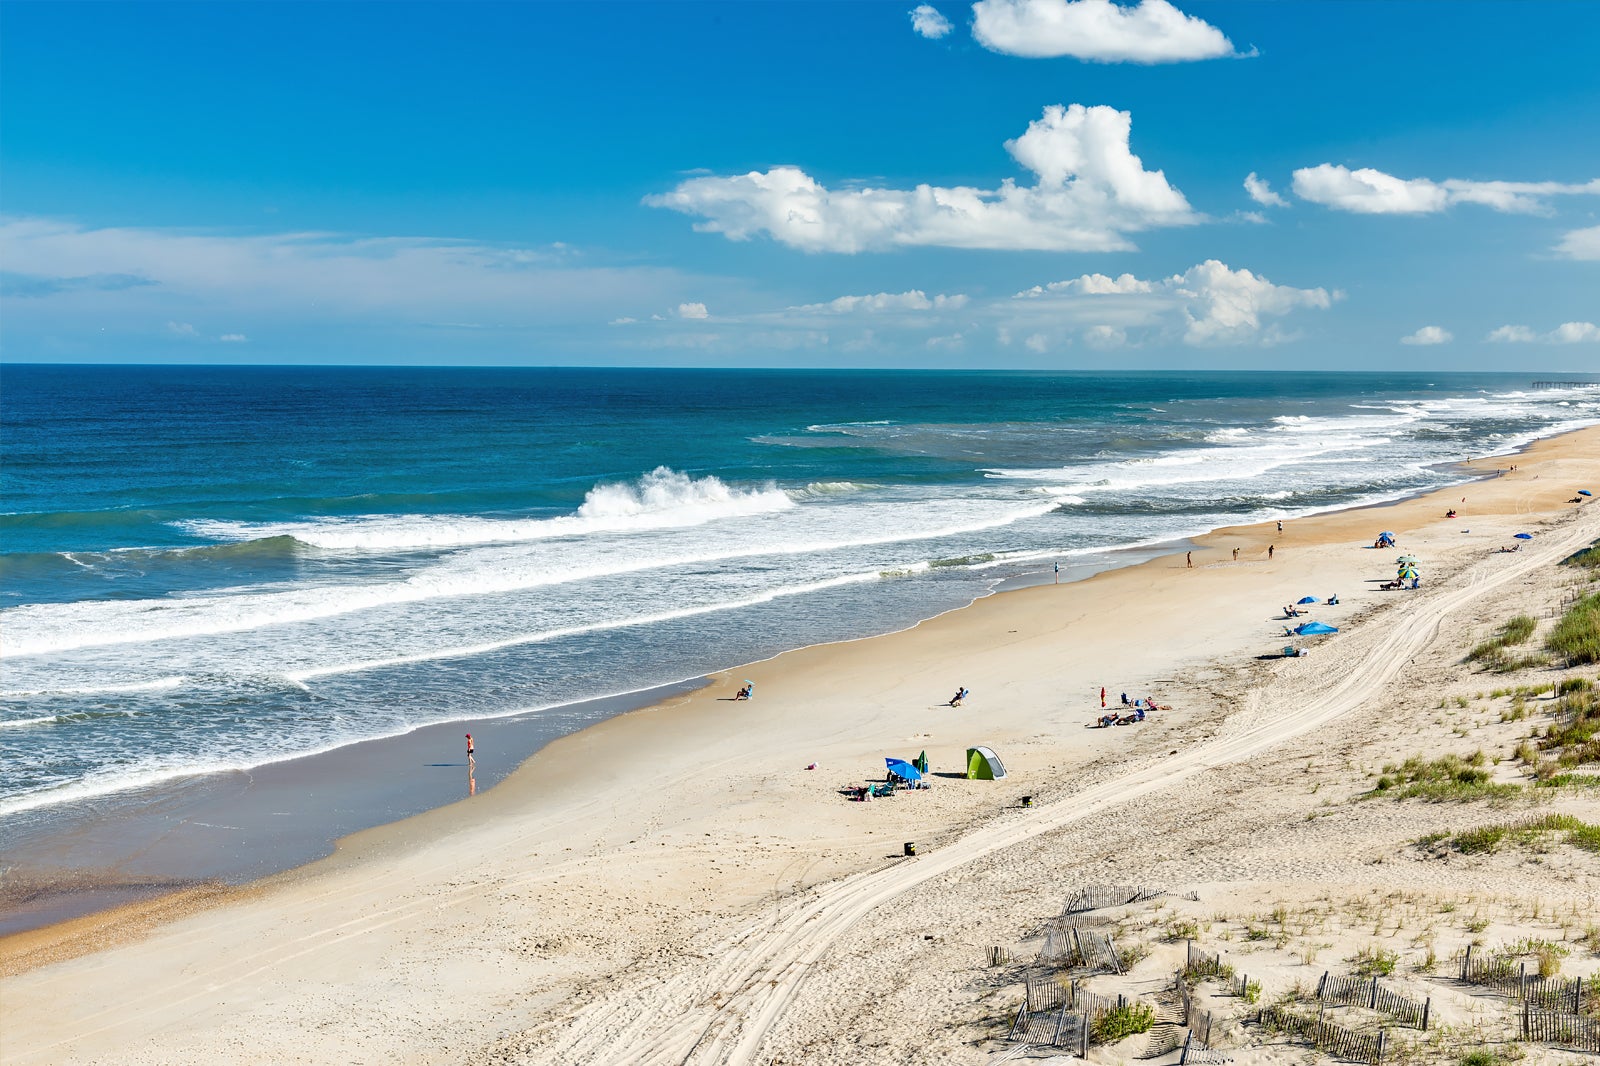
966 746 1007 780
913 751 929 774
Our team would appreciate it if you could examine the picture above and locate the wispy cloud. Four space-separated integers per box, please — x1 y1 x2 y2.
1243 172 1288 208
909 4 953 39
0 216 703 348
647 104 1197 253
1292 164 1600 215
970 0 1244 62
1487 322 1600 344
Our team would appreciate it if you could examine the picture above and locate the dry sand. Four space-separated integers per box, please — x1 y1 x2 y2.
3 427 1599 1065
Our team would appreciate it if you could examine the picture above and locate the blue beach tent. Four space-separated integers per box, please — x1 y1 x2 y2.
1295 621 1338 635
1514 533 1534 540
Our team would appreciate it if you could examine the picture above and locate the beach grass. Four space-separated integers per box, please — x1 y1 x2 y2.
1547 590 1600 665
1369 752 1521 803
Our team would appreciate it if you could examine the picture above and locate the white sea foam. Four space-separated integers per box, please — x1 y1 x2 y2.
3 497 1060 658
289 570 882 681
179 467 795 551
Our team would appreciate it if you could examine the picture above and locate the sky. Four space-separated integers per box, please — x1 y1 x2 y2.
1 0 1597 370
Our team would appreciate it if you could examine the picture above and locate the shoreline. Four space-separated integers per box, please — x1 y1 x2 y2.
0 425 1586 945
2 424 1596 1062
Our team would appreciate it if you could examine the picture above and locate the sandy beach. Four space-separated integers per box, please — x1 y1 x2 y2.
4 425 1599 1065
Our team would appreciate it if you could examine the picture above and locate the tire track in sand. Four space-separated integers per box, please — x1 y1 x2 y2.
538 517 1597 1066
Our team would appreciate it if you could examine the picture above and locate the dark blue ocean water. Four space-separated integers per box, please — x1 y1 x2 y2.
3 365 1597 820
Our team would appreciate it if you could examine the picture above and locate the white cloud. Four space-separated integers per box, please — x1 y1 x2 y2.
910 4 953 38
646 104 1197 253
788 290 967 314
1083 324 1126 348
926 332 966 349
609 316 637 325
677 302 710 319
1487 322 1600 344
1400 325 1452 346
1025 332 1051 352
1555 224 1600 260
166 321 198 337
970 0 1241 62
1015 272 1155 297
1292 164 1600 215
219 332 247 343
1170 260 1333 345
1243 172 1288 208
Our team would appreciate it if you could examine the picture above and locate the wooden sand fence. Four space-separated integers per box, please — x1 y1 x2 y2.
1257 1005 1388 1065
1175 973 1220 1048
1062 883 1170 914
1460 946 1586 1011
1038 921 1123 973
1521 1004 1600 1053
1185 939 1224 979
1007 969 1090 1052
1317 972 1431 1029
1178 1029 1233 1064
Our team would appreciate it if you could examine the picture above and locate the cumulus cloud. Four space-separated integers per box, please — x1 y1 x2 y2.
788 290 967 314
1243 172 1288 208
1555 224 1600 260
219 333 247 343
166 321 198 337
1292 164 1600 215
1487 322 1600 344
970 0 1242 62
646 104 1197 253
910 4 953 38
1400 326 1452 346
677 302 710 319
1015 272 1154 297
1082 324 1126 348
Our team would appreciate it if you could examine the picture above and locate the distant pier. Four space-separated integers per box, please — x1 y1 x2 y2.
1530 381 1600 390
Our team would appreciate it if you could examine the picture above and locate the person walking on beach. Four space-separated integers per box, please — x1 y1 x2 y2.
1232 547 1239 561
1277 520 1283 533
465 733 475 765
1268 544 1275 559
1186 551 1193 568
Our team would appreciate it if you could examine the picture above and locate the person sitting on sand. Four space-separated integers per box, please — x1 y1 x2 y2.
948 686 968 707
1328 594 1339 605
1446 509 1457 518
1097 713 1117 728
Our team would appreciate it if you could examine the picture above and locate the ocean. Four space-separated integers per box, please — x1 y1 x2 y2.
3 366 1598 837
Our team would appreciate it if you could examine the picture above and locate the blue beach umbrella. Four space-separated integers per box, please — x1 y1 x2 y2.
1379 532 1395 538
1514 533 1534 540
1295 621 1338 635
1580 490 1593 497
885 758 923 782
1297 596 1319 604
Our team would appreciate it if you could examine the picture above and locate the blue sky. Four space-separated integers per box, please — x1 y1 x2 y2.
2 0 1597 369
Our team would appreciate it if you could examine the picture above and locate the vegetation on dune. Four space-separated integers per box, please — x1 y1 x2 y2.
1089 1002 1154 1044
1547 590 1600 666
1468 614 1549 672
1370 752 1521 802
1423 813 1600 855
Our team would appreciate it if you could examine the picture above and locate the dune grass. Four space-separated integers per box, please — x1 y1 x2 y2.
1427 813 1600 855
1370 752 1521 803
1547 590 1600 666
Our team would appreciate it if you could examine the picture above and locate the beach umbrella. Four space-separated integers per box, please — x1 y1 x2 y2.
913 751 929 774
1514 533 1534 540
1297 596 1319 604
1379 532 1395 538
885 758 923 782
1396 555 1420 564
1295 621 1338 635
1580 490 1593 497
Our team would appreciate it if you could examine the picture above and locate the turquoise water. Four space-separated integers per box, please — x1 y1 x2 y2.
3 365 1597 824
